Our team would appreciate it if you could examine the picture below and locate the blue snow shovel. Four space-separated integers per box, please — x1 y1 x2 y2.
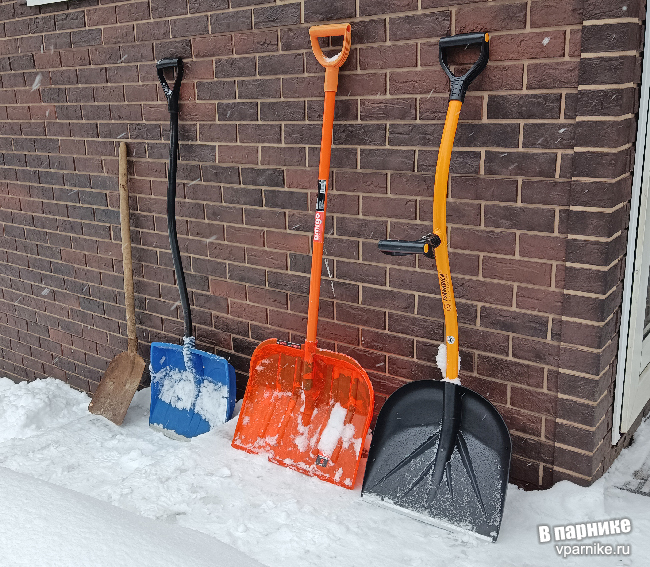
149 58 236 439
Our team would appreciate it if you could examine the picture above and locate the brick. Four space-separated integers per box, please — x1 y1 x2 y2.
575 118 635 149
150 0 187 18
530 0 582 27
456 2 526 33
579 56 639 86
189 0 229 13
360 149 414 172
361 328 413 358
241 167 283 187
360 98 416 122
527 62 579 90
577 88 637 117
254 4 301 28
523 123 575 150
451 176 517 203
490 31 566 61
389 12 449 41
573 149 631 180
359 44 417 71
485 204 556 233
193 35 232 58
303 0 355 23
389 67 448 96
484 151 558 179
217 101 257 121
582 22 641 54
116 1 150 24
171 15 210 38
210 10 252 34
260 100 304 121
234 30 278 55
484 257 552 287
584 0 642 20
258 53 304 76
488 94 562 120
359 0 416 16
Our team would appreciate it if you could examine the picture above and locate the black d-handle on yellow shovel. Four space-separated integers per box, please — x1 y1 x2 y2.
378 32 488 380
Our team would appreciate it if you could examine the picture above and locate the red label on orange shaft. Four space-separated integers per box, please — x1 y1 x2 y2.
313 211 325 242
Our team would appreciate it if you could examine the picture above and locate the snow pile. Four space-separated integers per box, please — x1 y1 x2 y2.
0 377 88 443
317 403 358 457
0 466 262 567
153 366 197 411
1 378 650 566
194 381 229 427
436 343 461 383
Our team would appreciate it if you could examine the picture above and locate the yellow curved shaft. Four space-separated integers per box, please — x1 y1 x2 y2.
433 100 462 380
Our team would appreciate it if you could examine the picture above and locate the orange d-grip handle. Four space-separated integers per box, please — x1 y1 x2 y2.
310 23 352 92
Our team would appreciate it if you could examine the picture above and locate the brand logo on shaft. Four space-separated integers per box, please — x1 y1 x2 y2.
313 211 325 243
438 273 452 307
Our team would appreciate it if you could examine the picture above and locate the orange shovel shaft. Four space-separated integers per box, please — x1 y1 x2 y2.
433 100 462 380
307 89 337 344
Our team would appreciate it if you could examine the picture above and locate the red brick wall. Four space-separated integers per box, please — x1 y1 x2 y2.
0 0 644 489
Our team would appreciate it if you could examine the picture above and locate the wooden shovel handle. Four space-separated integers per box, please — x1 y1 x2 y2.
119 142 137 355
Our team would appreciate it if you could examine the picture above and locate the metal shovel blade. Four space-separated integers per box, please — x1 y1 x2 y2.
89 351 146 425
149 342 236 439
362 380 511 542
232 339 374 489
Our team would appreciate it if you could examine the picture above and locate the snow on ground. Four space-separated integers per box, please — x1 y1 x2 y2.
0 466 262 567
0 377 649 566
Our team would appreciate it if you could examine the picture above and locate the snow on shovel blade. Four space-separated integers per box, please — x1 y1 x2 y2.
232 339 374 489
362 380 511 542
149 342 236 440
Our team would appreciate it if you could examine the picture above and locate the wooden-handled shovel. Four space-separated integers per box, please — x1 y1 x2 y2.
88 142 146 424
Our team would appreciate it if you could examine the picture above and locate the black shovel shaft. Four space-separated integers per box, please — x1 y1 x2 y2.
158 59 191 339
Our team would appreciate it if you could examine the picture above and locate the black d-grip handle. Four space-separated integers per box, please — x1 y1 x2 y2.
439 32 489 102
378 234 441 259
157 58 183 113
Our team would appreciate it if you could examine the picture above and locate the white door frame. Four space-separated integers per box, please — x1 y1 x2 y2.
613 22 650 444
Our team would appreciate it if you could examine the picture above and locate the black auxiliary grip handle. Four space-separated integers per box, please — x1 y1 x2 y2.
378 234 441 259
439 32 489 102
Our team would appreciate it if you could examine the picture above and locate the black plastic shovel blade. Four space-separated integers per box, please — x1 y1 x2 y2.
362 380 511 542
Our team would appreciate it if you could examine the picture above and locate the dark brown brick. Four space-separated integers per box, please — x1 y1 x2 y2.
488 93 562 120
254 4 301 28
530 0 582 27
303 0 356 23
210 9 252 34
527 61 579 90
582 22 642 54
584 0 642 20
484 151 558 179
523 123 575 150
456 2 527 32
490 31 566 61
579 56 639 86
389 12 450 41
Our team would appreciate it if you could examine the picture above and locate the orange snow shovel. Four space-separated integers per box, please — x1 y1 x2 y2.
362 34 512 542
89 142 146 424
232 23 374 489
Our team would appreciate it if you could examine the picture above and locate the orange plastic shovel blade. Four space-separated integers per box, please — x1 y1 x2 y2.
232 339 374 489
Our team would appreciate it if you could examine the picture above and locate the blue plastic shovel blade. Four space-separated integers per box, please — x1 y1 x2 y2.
149 342 236 439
